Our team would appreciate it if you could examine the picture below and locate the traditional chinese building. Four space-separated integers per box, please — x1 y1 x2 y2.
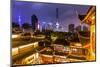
78 6 96 61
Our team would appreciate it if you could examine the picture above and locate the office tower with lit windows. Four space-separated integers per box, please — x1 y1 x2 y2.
31 14 38 31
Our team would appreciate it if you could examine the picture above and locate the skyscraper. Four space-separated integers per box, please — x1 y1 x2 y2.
75 25 81 32
31 14 38 31
42 22 47 32
83 25 89 32
68 24 75 32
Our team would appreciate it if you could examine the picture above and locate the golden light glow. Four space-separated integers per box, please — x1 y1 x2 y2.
72 48 77 52
22 54 36 64
91 16 95 20
19 42 38 49
42 54 53 58
36 53 39 59
91 25 95 33
19 43 34 49
24 54 35 61
12 34 19 38
12 47 18 56
55 55 66 58
34 42 38 48
75 43 82 46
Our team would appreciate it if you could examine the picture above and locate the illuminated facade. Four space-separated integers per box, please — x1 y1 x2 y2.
79 6 96 61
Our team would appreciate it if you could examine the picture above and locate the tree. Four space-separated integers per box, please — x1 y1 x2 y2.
12 22 21 34
22 22 31 29
12 22 20 28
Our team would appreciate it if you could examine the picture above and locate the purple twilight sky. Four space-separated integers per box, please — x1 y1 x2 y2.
12 0 91 32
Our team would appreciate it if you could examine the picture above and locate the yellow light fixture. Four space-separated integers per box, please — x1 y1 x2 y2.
91 16 95 20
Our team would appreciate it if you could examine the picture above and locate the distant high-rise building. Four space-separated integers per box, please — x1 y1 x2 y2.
55 22 60 31
68 24 75 32
83 25 89 32
42 22 47 32
31 14 38 31
46 22 53 31
75 25 81 32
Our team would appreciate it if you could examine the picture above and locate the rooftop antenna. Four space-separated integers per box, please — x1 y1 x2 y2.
56 8 60 31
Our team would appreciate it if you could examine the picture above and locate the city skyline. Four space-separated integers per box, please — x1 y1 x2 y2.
12 0 90 32
12 0 96 66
